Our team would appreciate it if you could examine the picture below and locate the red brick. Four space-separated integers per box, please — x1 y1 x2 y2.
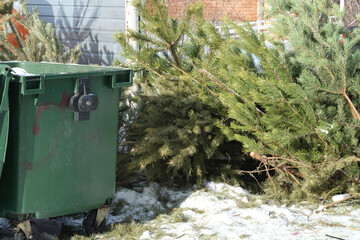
164 0 259 22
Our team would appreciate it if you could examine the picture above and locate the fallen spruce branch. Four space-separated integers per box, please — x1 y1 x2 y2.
250 152 277 194
322 192 360 210
314 191 360 213
250 152 313 168
320 188 338 206
250 152 304 186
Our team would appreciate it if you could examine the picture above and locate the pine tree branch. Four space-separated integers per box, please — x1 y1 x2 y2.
299 46 342 93
267 141 299 160
251 150 316 170
8 19 29 60
170 44 181 68
166 60 202 86
151 0 171 42
302 94 319 126
283 167 301 185
343 90 360 121
314 86 342 95
266 156 313 168
279 47 293 82
320 188 339 206
323 192 360 210
198 68 241 97
196 67 265 116
126 45 166 80
351 62 358 78
250 152 305 185
268 0 286 15
342 123 360 128
249 172 266 192
262 79 335 155
170 24 189 68
250 151 277 194
300 39 360 122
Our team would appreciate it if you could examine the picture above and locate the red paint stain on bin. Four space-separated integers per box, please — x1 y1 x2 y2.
33 92 69 135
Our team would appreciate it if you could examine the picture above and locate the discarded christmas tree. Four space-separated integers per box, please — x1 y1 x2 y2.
196 0 360 201
114 0 246 185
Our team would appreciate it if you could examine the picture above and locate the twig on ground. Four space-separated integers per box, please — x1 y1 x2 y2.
325 234 346 240
283 167 301 185
226 152 231 165
116 181 143 186
116 169 125 178
175 234 185 239
250 152 277 194
323 193 360 210
320 188 338 206
249 172 266 192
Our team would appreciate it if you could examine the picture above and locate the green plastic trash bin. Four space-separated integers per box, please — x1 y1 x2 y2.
0 61 133 238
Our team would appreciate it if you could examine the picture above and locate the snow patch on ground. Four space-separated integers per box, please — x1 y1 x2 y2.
107 182 191 224
110 181 360 240
0 218 11 229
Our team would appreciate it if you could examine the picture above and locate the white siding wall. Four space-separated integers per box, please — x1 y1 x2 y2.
27 0 126 65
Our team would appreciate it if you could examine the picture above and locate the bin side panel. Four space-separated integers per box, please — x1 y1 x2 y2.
0 66 11 182
0 83 29 218
0 112 9 180
0 75 119 219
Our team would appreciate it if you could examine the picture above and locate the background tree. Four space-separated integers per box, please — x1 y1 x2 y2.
0 0 81 62
0 1 14 15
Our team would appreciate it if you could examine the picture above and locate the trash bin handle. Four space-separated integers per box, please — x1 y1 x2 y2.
111 71 133 88
0 65 12 113
21 76 45 95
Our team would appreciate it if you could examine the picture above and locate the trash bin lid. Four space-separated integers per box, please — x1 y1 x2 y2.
0 65 11 179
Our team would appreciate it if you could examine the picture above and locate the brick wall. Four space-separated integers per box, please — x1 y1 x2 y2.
166 0 260 22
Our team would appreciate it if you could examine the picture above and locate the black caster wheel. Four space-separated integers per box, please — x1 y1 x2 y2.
14 221 39 240
83 209 106 236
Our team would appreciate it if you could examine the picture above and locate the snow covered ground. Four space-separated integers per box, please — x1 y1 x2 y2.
0 182 359 239
107 182 360 240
